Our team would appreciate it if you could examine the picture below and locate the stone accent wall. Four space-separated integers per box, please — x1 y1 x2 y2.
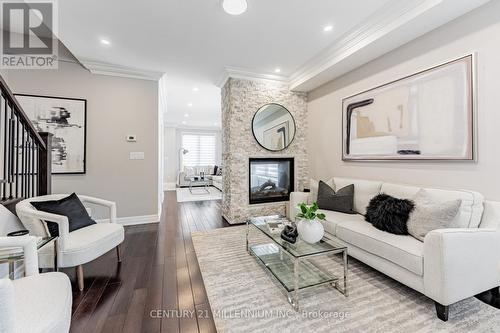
221 78 308 224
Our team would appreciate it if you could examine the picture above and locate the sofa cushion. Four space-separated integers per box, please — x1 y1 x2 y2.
381 183 484 228
336 219 424 276
380 183 421 199
318 209 365 236
334 177 382 215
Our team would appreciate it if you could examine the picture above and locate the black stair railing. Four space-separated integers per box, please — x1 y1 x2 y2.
0 74 52 208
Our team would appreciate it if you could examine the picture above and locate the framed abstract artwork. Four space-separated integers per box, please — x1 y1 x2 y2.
15 94 87 174
342 54 475 161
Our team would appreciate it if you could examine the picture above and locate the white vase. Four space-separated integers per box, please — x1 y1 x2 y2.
297 219 324 244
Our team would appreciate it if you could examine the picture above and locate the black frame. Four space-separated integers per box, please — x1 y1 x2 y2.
14 93 87 174
251 103 296 152
248 157 294 205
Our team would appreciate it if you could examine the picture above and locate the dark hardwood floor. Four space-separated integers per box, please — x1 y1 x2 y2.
65 191 228 333
64 190 500 333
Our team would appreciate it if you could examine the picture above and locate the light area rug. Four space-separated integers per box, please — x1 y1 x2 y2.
176 187 222 202
192 226 500 333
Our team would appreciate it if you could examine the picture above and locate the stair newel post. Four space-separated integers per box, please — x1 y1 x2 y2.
37 132 53 196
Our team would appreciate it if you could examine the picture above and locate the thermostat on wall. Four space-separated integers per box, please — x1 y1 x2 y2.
126 135 137 142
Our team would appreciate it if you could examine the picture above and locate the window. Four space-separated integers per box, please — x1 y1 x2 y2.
251 163 279 187
182 133 216 167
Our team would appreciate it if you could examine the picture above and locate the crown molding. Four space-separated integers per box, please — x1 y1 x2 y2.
218 0 489 92
289 0 490 91
289 0 443 91
80 59 164 81
216 66 289 88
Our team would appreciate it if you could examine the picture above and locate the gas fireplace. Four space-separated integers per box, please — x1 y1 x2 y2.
249 157 294 204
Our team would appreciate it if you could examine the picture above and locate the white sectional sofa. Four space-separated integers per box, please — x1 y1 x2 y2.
288 177 500 321
178 165 216 187
211 175 222 191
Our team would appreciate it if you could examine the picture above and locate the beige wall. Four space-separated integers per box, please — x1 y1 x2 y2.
3 60 159 219
164 126 178 188
307 1 500 200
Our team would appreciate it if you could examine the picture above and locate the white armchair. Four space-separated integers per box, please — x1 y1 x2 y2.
0 236 72 333
16 194 125 291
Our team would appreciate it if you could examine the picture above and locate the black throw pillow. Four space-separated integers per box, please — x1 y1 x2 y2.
365 194 415 235
31 193 97 237
317 181 356 214
213 165 218 176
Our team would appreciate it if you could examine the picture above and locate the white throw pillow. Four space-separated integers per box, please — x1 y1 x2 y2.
407 189 462 241
309 178 334 203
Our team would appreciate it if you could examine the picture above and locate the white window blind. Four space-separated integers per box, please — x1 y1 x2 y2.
182 133 216 167
252 163 279 186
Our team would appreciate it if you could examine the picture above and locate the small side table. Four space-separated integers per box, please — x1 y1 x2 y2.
0 236 57 279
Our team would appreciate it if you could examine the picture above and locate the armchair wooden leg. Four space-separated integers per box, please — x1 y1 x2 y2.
435 302 449 321
76 265 84 292
116 244 122 263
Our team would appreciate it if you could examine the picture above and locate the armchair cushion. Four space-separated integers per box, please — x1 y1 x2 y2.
0 279 15 333
51 222 124 267
31 193 96 237
14 272 72 333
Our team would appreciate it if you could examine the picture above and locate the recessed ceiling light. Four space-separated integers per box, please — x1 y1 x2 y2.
222 0 248 15
100 39 111 45
187 102 193 107
193 87 199 92
184 113 189 117
323 25 334 32
182 120 187 125
274 68 281 73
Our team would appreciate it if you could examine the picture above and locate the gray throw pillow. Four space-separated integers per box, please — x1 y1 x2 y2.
407 190 462 241
309 178 334 203
317 181 356 214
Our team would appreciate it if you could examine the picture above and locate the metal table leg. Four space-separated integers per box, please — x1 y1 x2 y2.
8 261 14 279
246 220 250 253
54 239 58 272
343 249 348 296
292 258 300 310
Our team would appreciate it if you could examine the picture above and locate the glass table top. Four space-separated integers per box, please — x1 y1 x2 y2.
0 236 56 262
248 215 346 258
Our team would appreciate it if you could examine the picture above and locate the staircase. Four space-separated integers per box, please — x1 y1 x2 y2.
0 74 52 214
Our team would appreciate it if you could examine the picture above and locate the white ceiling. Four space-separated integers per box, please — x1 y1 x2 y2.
56 0 490 128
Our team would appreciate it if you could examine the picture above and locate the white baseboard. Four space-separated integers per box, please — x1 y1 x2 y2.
164 182 177 191
97 214 160 226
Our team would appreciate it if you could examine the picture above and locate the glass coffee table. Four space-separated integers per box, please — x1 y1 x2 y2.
0 236 57 279
246 215 348 310
184 176 210 194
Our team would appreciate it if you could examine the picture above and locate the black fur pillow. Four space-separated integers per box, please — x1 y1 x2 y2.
365 194 415 235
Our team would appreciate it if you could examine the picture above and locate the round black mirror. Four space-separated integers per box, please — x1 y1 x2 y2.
252 103 296 151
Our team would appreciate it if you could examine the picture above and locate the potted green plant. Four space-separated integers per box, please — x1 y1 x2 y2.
296 202 326 244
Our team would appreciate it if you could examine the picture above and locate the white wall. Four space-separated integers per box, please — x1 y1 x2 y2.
308 1 500 200
3 57 160 220
164 126 178 190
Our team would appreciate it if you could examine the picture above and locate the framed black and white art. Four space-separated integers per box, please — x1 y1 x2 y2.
15 94 87 174
342 54 475 161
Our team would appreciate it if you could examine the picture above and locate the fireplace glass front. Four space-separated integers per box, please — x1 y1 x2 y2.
249 158 294 204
